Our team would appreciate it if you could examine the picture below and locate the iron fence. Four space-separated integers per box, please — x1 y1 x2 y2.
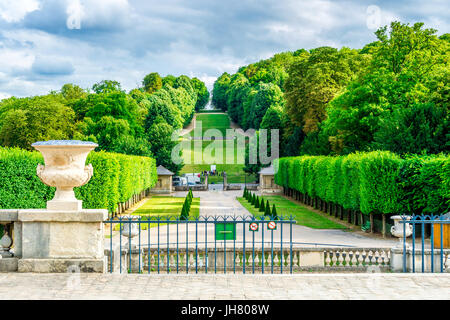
104 215 296 274
400 214 450 273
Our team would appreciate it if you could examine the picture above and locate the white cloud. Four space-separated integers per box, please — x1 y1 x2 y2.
0 0 448 98
68 0 132 30
0 0 40 23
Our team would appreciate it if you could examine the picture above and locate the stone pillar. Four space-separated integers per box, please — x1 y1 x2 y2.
17 209 107 273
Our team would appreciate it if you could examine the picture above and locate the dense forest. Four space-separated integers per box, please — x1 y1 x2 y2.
0 73 209 174
212 22 449 170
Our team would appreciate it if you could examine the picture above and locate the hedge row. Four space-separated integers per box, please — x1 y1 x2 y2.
275 151 449 216
0 147 157 213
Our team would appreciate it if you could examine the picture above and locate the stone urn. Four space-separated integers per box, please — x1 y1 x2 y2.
31 140 98 211
391 215 413 249
121 216 139 249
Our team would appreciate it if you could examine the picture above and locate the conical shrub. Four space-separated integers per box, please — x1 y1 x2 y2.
271 204 278 220
259 197 265 212
264 200 271 216
255 196 260 209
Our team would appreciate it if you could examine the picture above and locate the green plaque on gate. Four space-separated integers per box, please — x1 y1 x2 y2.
215 223 236 240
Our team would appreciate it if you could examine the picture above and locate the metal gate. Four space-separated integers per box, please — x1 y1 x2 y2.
399 214 450 273
104 215 296 274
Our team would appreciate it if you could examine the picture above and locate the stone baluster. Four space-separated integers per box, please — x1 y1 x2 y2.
325 251 331 266
337 251 344 266
350 251 357 266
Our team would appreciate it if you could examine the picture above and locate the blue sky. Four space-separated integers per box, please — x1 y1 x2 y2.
0 0 448 98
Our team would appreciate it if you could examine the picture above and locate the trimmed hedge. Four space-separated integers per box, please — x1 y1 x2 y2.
0 147 157 213
275 151 449 216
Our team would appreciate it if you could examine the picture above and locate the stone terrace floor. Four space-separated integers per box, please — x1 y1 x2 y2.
0 273 449 300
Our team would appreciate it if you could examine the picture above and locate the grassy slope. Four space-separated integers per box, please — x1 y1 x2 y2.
237 195 348 229
180 113 257 183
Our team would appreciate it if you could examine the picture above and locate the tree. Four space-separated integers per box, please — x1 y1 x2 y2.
144 90 183 130
174 75 196 101
264 200 271 216
162 75 176 87
249 83 284 129
284 46 368 134
282 126 305 157
92 80 123 94
271 204 278 219
146 118 183 174
143 73 162 94
61 83 87 101
0 95 75 149
191 77 210 111
259 197 265 212
372 103 449 154
324 21 449 154
212 72 231 110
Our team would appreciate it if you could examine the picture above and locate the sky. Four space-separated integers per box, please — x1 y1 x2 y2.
0 0 448 98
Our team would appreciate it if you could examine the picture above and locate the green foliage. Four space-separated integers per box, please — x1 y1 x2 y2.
143 73 163 94
324 21 450 154
0 148 157 213
92 80 123 94
212 72 231 110
275 151 449 215
191 78 210 111
264 200 271 216
248 83 284 129
0 95 75 150
0 148 54 208
146 118 183 175
180 190 194 220
372 103 449 154
284 46 368 133
359 151 403 215
398 154 449 215
259 197 265 212
271 204 278 220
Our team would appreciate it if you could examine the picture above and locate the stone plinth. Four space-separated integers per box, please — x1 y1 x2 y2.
390 247 450 273
17 209 108 273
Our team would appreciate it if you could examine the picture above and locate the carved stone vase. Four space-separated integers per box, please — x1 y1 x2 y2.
31 140 98 211
391 215 413 249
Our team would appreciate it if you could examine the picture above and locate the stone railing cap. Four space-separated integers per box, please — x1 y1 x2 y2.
31 140 98 147
0 209 18 222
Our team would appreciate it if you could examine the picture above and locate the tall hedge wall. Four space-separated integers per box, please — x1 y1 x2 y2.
275 151 449 216
0 147 157 213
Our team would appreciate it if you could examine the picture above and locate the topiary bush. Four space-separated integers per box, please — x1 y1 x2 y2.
0 147 157 213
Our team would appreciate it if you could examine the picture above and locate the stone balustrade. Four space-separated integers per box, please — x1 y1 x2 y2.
105 246 397 273
0 210 20 272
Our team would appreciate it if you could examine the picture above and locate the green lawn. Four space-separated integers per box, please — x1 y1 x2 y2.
186 113 231 136
237 195 348 229
116 196 200 230
180 113 257 183
133 196 200 218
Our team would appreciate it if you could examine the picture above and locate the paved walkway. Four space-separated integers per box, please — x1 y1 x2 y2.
1 273 448 299
173 190 398 248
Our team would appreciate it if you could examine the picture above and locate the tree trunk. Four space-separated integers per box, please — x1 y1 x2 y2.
382 214 386 238
370 213 374 233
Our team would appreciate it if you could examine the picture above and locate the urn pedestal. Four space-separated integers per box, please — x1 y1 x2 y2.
16 140 108 273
